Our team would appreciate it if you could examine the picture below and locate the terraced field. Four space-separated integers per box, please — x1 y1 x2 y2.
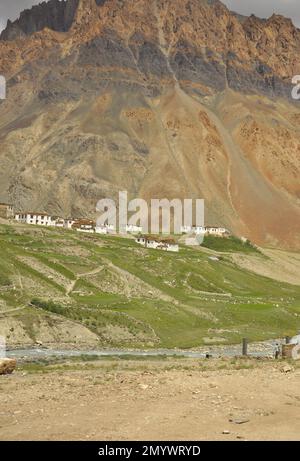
0 223 299 349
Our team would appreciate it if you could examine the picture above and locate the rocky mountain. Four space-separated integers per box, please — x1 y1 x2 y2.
0 0 299 247
0 0 80 41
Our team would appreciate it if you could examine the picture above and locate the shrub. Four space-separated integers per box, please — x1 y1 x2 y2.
31 298 68 315
0 273 12 287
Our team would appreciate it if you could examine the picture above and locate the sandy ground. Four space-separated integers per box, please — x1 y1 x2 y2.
0 358 300 441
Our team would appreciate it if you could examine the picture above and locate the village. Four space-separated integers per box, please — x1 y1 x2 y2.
0 202 230 253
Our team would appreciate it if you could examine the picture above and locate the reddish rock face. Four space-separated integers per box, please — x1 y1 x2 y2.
0 0 299 247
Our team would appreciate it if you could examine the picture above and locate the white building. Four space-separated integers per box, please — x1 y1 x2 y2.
72 219 95 233
136 236 146 246
205 227 229 236
51 217 65 228
95 224 115 235
155 239 179 253
52 218 76 229
135 235 179 253
124 224 143 234
196 226 206 235
180 226 207 235
64 219 76 229
95 226 108 235
181 225 228 236
15 212 52 226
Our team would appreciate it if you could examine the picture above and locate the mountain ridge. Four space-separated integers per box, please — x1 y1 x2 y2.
1 0 299 41
1 0 300 99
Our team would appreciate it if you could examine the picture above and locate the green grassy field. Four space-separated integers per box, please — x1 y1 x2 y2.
201 235 260 254
0 222 299 348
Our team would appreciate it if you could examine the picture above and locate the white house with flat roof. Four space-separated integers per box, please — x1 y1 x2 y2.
15 212 52 226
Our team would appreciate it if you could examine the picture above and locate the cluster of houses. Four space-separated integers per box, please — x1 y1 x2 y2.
0 202 230 254
13 212 118 235
134 226 230 253
14 212 72 228
180 226 230 237
135 235 179 253
4 207 143 235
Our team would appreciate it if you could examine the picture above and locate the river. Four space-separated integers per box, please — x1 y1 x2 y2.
6 339 280 360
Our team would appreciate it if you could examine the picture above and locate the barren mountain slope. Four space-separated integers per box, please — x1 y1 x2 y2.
0 0 299 247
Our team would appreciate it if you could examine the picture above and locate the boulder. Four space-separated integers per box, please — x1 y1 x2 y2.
0 358 17 375
229 418 250 425
281 364 294 373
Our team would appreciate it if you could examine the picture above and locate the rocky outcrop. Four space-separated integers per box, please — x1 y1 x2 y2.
0 0 80 40
0 358 16 375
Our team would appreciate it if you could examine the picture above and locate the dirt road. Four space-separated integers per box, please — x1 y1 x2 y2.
0 358 299 441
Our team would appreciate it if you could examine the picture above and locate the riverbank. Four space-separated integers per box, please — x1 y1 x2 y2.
5 337 281 361
1 357 299 441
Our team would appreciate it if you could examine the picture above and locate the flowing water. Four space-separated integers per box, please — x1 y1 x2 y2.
6 339 280 361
